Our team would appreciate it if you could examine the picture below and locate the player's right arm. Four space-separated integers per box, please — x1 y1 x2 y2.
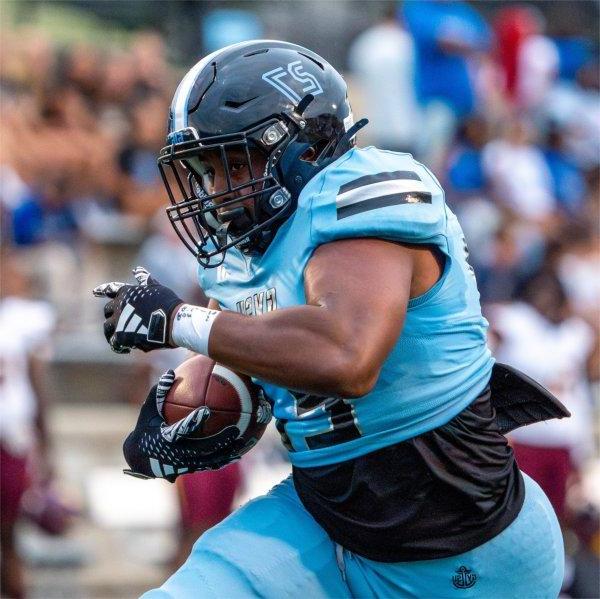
94 243 439 398
204 239 412 397
187 239 442 398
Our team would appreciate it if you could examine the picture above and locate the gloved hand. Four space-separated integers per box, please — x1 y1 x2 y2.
93 266 184 353
123 370 246 483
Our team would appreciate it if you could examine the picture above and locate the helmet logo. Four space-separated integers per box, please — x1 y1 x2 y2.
262 60 323 103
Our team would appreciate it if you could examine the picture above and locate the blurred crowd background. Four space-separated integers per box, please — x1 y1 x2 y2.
1 1 598 597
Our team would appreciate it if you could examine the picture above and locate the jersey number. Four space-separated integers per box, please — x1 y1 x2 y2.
276 393 362 451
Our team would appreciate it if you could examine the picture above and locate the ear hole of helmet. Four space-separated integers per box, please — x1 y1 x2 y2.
299 139 330 163
299 146 317 162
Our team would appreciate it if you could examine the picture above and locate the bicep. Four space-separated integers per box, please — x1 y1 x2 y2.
304 238 413 373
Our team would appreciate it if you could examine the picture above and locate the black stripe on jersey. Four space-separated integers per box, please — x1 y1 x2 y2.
338 171 421 196
337 191 432 220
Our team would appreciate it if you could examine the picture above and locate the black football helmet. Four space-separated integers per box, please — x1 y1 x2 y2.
158 39 366 267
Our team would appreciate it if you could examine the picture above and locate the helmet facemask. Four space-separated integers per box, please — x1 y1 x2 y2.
158 120 293 268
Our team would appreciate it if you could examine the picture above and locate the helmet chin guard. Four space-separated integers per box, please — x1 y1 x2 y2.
159 40 365 267
158 118 297 268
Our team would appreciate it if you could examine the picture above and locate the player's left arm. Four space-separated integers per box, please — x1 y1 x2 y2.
204 238 413 397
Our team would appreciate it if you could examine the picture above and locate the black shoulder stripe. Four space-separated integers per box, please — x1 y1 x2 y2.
337 191 432 220
338 171 421 195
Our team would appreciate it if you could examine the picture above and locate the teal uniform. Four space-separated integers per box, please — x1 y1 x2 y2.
198 147 494 467
144 473 562 599
145 148 563 598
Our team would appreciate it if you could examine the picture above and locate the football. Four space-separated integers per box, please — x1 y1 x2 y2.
163 354 271 451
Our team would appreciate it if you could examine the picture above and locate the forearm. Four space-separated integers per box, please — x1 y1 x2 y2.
173 304 372 397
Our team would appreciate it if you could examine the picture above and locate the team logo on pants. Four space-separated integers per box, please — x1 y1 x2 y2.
452 566 477 589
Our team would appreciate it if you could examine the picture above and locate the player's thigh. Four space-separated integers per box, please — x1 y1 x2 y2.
142 476 350 599
344 472 564 599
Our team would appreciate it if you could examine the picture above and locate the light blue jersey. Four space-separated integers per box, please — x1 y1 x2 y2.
198 147 494 468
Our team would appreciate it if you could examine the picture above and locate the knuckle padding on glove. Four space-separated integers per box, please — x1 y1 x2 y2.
106 282 182 353
104 301 115 318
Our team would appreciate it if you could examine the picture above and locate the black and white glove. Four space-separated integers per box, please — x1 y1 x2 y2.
123 370 246 483
93 267 183 353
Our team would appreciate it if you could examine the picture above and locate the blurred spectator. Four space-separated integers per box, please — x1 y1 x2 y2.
496 7 558 114
98 50 138 107
482 118 556 223
0 251 57 598
348 7 420 152
552 222 600 324
0 162 83 323
117 95 170 219
59 43 103 101
445 115 490 198
553 36 594 82
488 270 599 597
10 178 78 247
476 220 533 304
489 271 596 519
543 124 587 216
544 61 600 171
130 31 172 95
494 6 542 104
403 0 490 167
495 6 560 117
516 26 559 116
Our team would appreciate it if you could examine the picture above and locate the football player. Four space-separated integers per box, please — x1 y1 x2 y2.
94 41 566 597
